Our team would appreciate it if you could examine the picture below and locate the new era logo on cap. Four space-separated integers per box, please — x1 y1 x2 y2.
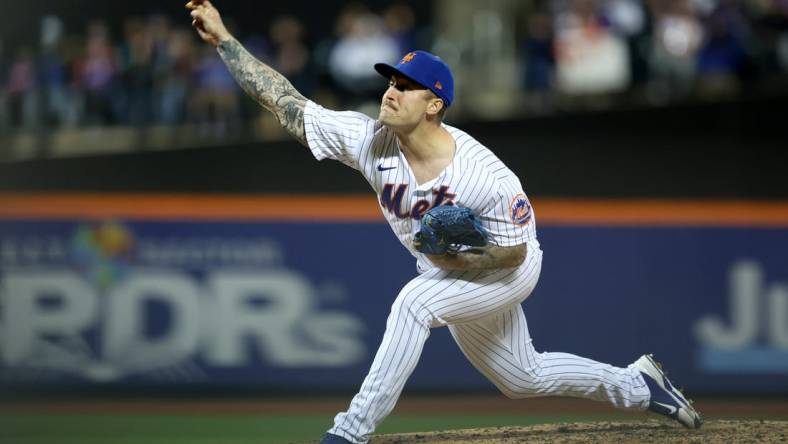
374 50 455 107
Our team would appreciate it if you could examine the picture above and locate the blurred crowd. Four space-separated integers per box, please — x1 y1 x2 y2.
0 2 424 135
520 0 788 112
1 0 788 134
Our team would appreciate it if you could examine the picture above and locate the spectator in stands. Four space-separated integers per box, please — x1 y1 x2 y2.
383 3 420 55
157 27 195 125
328 7 400 108
521 8 555 112
269 15 315 98
696 0 751 98
310 3 367 108
553 0 631 96
645 0 703 102
602 0 650 91
148 14 182 126
59 34 85 127
118 17 154 126
75 21 120 125
5 47 38 129
38 15 70 128
188 45 240 137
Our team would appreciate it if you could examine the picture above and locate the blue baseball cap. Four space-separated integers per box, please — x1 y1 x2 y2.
374 50 454 107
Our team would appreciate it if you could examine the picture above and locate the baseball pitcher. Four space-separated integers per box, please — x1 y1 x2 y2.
186 2 702 443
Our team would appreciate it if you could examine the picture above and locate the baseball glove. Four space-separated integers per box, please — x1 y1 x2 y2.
413 205 489 255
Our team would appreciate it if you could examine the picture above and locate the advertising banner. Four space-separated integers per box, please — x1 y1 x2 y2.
1 195 787 394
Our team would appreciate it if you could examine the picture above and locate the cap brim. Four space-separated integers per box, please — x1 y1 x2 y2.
374 63 400 80
374 63 427 90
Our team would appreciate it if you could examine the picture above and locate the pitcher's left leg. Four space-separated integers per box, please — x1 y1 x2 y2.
449 304 650 410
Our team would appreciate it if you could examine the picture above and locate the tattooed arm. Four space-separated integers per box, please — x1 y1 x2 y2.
186 0 307 145
217 40 307 145
425 244 527 271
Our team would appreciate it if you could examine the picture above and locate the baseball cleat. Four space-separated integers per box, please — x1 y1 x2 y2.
634 354 703 429
319 432 355 444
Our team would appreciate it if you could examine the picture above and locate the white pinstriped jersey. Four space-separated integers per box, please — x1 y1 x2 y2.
304 100 538 272
303 105 655 444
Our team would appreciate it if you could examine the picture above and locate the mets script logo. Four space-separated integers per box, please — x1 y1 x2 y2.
510 193 532 226
400 52 416 64
380 183 455 220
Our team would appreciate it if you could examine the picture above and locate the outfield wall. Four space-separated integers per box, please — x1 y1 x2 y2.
1 97 785 198
1 194 787 395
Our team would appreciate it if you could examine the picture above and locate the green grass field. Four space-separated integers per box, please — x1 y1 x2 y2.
4 396 784 444
1 413 633 444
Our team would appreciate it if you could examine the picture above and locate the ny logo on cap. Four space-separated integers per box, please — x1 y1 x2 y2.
400 52 416 63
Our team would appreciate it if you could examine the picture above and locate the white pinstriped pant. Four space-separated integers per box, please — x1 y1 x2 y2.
329 242 650 443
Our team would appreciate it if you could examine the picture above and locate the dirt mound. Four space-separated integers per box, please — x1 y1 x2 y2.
371 420 787 443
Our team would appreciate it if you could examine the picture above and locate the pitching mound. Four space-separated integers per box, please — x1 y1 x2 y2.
370 419 787 443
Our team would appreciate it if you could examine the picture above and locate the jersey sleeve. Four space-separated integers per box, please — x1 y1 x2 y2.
303 100 374 170
478 180 536 247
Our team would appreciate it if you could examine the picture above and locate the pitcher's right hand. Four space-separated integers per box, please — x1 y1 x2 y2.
186 0 232 47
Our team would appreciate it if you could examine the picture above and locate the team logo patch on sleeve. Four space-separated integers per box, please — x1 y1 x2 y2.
510 193 532 226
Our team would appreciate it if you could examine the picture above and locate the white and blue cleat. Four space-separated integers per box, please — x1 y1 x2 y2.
319 432 355 444
634 354 703 429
